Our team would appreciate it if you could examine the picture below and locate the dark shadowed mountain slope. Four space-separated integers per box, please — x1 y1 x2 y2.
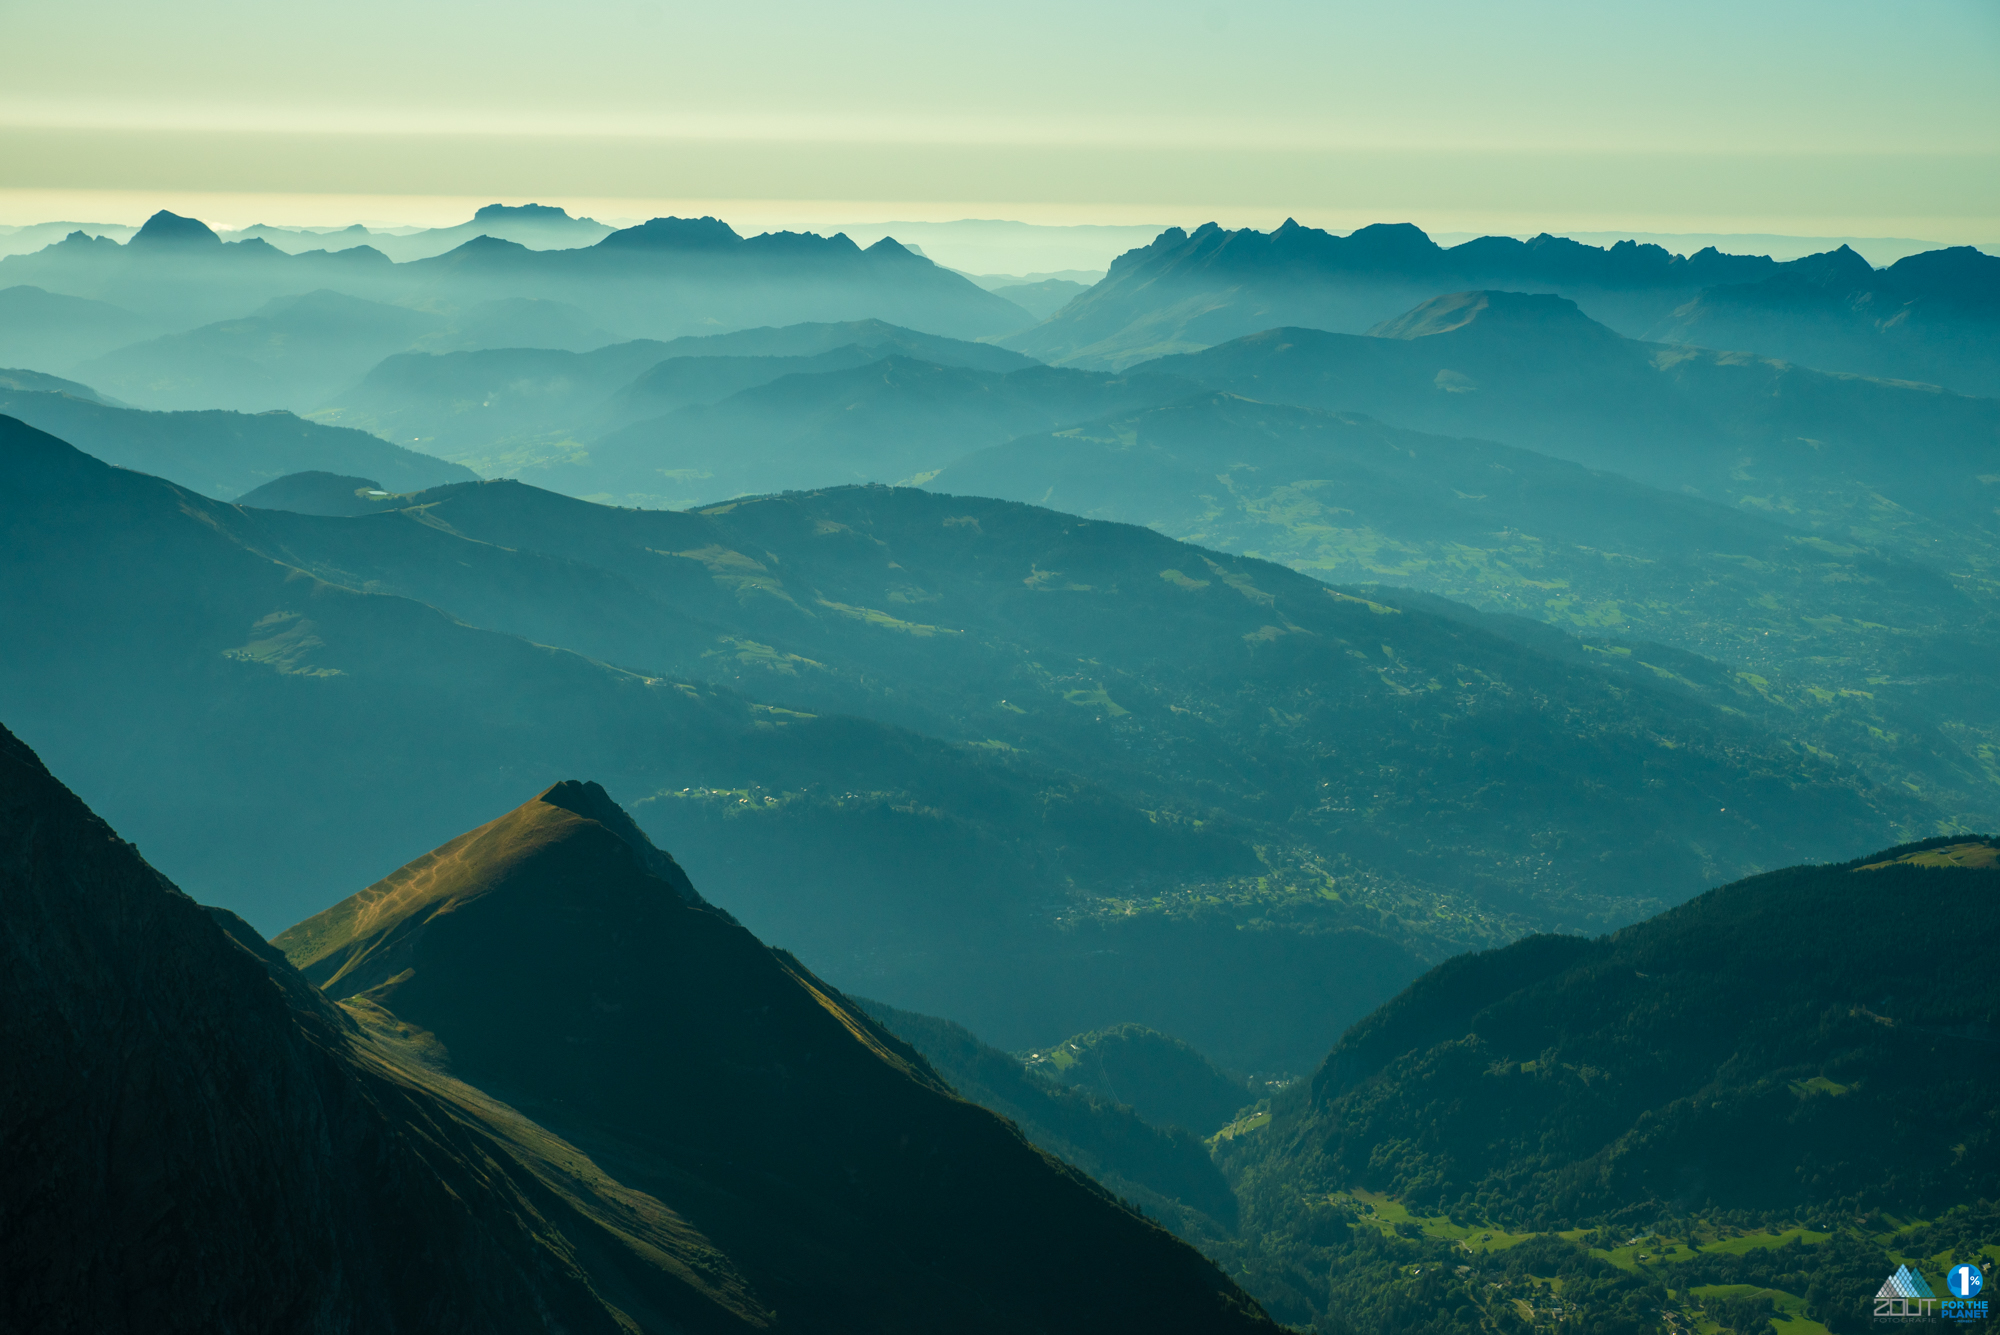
1650 244 2000 397
1025 1022 1255 1136
313 319 1036 476
271 782 1277 1334
559 356 1191 505
1208 836 2000 1332
236 469 409 515
0 393 476 497
1229 834 2000 1223
0 719 1271 1331
855 999 1241 1233
1003 221 1791 370
0 723 770 1334
928 390 2000 826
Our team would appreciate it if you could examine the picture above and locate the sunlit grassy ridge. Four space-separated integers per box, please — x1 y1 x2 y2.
273 781 1279 1333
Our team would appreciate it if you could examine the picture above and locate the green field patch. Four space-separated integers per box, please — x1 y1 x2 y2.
707 636 824 676
1332 1191 1535 1252
1688 1284 1829 1335
223 612 343 677
1789 1076 1851 1098
1602 1240 1703 1269
815 598 960 636
664 544 801 606
1023 565 1094 592
1696 1227 1833 1256
1203 558 1276 607
1326 589 1403 615
1857 840 1999 871
1208 1110 1271 1143
1062 687 1130 716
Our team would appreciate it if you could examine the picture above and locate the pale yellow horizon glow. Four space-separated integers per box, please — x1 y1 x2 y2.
5 0 1997 245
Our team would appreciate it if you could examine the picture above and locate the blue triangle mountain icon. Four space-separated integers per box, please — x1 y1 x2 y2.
1877 1266 1936 1300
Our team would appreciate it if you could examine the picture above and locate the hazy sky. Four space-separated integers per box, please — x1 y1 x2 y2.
4 0 1996 241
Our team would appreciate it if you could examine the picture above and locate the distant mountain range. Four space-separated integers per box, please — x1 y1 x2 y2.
221 202 618 261
2 723 1274 1332
569 356 1189 506
1000 220 2000 394
934 293 2000 825
0 210 1036 367
1000 220 1781 369
983 275 1093 319
1116 290 2000 566
0 213 583 263
1651 243 2000 395
67 287 629 413
315 319 1037 476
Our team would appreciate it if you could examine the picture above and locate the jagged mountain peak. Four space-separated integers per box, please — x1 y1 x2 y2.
1776 243 1879 287
272 779 704 1000
536 778 709 907
599 215 746 250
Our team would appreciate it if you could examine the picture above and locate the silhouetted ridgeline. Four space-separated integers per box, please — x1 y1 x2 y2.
0 209 1034 341
1003 219 2000 392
